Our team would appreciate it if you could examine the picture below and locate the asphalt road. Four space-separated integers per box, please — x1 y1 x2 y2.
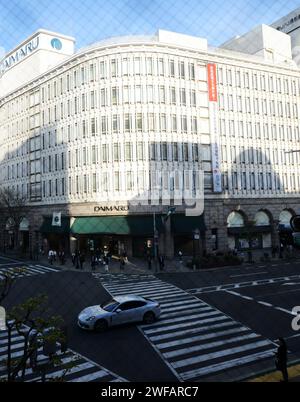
2 255 300 381
158 259 300 363
1 265 177 382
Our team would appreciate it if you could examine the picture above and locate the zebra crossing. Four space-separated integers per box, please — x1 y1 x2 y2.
94 273 277 382
0 328 126 382
0 264 60 280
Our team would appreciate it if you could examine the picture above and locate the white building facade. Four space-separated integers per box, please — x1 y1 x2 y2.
0 27 299 258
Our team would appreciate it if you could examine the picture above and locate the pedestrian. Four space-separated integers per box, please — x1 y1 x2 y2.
147 255 152 270
158 255 165 271
75 250 80 269
91 254 96 271
53 250 57 262
71 252 76 266
104 255 109 272
123 250 128 263
178 250 183 263
120 256 125 271
79 252 85 270
271 246 276 258
275 337 288 382
48 249 54 265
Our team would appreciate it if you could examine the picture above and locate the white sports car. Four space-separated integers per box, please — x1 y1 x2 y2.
78 295 161 332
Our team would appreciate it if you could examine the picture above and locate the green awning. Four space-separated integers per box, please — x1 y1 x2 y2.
40 217 70 234
71 215 164 236
171 214 206 235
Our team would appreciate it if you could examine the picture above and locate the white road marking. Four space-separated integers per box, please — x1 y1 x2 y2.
97 273 276 381
230 272 268 278
172 340 271 369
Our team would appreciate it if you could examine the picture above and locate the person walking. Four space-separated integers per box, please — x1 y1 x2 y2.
71 252 76 266
104 255 109 272
178 250 183 263
147 255 152 270
275 337 288 382
91 254 96 271
123 250 128 263
48 249 54 265
158 255 165 271
79 252 85 270
120 256 125 271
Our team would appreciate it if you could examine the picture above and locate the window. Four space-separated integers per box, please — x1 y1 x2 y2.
180 88 186 106
111 59 117 77
158 58 164 76
111 87 118 105
124 114 132 132
125 142 132 161
146 57 153 75
170 87 176 105
189 63 195 80
179 61 185 79
169 60 175 77
134 57 141 75
136 113 143 132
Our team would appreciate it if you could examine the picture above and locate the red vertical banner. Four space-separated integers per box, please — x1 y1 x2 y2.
207 63 218 102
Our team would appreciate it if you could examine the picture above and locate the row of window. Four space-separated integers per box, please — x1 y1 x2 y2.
223 171 300 192
222 145 300 166
218 67 299 95
41 169 204 197
220 119 300 142
219 93 298 118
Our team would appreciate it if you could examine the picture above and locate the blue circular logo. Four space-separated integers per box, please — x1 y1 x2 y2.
51 38 62 50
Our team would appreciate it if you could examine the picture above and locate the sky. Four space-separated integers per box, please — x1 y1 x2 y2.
0 0 299 56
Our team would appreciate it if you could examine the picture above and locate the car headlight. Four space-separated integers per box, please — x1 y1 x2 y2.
86 316 96 322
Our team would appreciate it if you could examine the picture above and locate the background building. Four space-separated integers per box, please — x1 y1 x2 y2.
271 7 300 66
0 26 300 259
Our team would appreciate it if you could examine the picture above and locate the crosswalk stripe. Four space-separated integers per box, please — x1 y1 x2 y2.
149 320 237 342
143 311 222 330
70 370 111 382
34 265 61 272
160 306 213 319
180 350 275 380
172 340 271 369
156 326 250 349
0 330 126 382
95 273 276 382
163 333 259 359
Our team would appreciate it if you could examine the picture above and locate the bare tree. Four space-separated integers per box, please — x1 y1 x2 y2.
1 294 78 382
0 187 27 252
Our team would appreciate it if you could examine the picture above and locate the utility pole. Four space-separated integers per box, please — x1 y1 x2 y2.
153 212 159 273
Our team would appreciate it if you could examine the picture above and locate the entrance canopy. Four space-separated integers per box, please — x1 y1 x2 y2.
70 215 164 236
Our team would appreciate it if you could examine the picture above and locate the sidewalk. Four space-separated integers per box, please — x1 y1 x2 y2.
247 363 300 382
0 251 191 274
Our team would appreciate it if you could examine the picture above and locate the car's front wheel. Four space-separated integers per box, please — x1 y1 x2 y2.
143 311 155 324
94 319 108 332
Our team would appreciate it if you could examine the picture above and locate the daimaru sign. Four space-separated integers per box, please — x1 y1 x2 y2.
0 36 39 77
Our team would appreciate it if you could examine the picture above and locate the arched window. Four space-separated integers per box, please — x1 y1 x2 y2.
5 217 15 230
254 211 270 226
19 217 29 231
227 211 245 228
279 210 293 228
